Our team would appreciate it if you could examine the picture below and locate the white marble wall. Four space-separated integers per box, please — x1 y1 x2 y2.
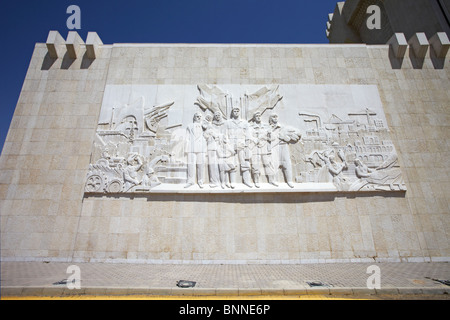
1 40 449 263
86 83 402 193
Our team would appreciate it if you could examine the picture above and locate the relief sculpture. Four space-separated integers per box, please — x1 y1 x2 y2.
85 84 406 193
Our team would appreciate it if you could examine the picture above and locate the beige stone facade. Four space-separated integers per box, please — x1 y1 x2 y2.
1 34 449 263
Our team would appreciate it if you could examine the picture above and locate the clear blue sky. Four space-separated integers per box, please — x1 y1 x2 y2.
0 0 338 152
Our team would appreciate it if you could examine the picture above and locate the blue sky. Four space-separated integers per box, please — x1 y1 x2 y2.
0 0 338 152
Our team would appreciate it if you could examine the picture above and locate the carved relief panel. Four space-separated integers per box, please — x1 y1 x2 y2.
85 84 406 193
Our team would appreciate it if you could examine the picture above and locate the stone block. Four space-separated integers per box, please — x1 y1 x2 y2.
21 286 44 296
65 31 84 59
375 287 399 295
429 32 450 58
261 288 284 295
1 287 23 296
46 30 65 59
144 287 172 295
83 287 107 295
329 287 354 295
215 288 239 296
171 287 195 295
238 288 262 296
351 287 376 295
408 32 429 58
61 287 86 296
397 287 424 295
283 288 308 295
306 287 330 295
103 287 129 296
85 32 103 59
387 33 408 58
421 287 450 295
192 288 216 296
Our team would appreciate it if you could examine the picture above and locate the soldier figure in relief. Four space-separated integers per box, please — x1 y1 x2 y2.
211 111 236 188
123 152 143 191
269 113 300 188
184 112 207 188
249 112 276 187
225 107 253 188
202 114 221 188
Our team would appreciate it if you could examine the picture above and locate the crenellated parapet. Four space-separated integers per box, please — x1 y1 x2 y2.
327 0 450 53
45 30 103 60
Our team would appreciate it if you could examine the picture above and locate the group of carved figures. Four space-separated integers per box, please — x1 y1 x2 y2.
184 107 301 189
84 151 166 193
85 102 406 193
304 145 405 191
85 105 405 192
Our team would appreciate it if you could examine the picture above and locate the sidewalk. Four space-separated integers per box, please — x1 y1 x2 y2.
1 261 449 298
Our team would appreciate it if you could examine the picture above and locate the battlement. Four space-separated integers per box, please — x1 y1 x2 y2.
327 0 450 45
46 30 103 59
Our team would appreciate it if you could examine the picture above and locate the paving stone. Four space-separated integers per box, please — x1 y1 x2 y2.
376 287 399 295
215 288 239 296
238 288 262 296
1 261 449 298
191 288 216 296
306 287 330 295
283 288 308 295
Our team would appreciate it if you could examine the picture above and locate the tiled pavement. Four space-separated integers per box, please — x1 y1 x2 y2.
1 261 449 297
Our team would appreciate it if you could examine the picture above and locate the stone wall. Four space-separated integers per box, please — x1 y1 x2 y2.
1 35 449 263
